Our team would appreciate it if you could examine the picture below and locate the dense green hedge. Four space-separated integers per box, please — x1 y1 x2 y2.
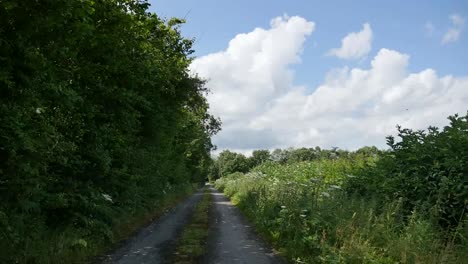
0 0 219 262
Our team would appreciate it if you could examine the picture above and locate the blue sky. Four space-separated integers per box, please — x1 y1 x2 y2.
150 0 467 87
149 0 468 153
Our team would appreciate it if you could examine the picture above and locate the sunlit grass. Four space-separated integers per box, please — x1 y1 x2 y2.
215 160 468 263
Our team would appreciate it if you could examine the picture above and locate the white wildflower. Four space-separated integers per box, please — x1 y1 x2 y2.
102 193 113 203
309 177 321 183
35 108 43 114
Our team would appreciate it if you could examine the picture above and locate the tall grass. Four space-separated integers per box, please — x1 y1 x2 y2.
215 160 468 263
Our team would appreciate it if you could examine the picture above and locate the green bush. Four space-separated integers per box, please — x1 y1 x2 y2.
348 112 468 227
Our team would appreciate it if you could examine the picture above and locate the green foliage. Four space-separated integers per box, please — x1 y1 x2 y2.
209 150 250 179
209 146 374 181
0 0 219 262
250 149 271 167
348 112 468 227
271 148 316 163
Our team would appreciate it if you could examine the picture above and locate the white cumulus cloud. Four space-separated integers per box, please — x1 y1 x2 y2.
252 48 468 149
327 23 373 60
442 14 465 44
191 16 468 153
191 15 314 123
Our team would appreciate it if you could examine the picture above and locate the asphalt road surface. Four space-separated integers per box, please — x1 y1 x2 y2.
99 191 204 264
100 186 283 264
204 187 283 264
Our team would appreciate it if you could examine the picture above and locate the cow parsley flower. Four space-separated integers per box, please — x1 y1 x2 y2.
309 177 321 183
102 193 113 203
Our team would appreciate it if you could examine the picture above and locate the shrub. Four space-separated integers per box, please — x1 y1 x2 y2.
348 112 468 227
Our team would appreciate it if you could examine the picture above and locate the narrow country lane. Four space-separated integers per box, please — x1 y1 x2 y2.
205 187 284 264
99 186 283 264
99 190 204 264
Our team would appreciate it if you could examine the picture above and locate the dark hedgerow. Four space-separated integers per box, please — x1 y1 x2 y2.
0 0 220 263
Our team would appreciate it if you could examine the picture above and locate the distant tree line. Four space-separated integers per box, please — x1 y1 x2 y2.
209 146 381 179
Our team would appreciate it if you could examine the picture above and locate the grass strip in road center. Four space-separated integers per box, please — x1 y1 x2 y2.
172 188 211 264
